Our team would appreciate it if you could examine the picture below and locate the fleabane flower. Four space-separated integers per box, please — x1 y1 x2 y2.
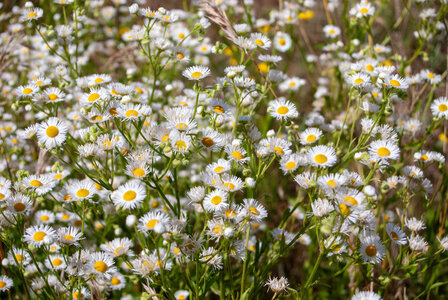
36 117 68 149
307 145 337 168
182 65 211 81
431 97 448 119
268 99 299 120
368 140 400 161
111 180 146 210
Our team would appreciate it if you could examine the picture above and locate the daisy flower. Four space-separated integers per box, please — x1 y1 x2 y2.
265 276 289 294
279 153 305 174
174 290 190 300
182 65 211 81
16 84 39 97
351 291 381 300
22 174 56 195
111 180 146 210
8 247 31 266
170 131 192 154
268 98 299 120
43 87 65 103
311 198 334 217
300 128 323 145
24 225 56 248
359 234 385 264
239 198 268 222
117 103 152 120
307 145 337 168
138 211 171 233
71 287 90 300
200 128 224 151
36 117 68 149
431 97 448 119
57 226 84 246
45 255 66 270
225 145 250 164
67 180 96 201
101 237 134 258
347 73 370 87
0 276 13 292
368 140 400 161
350 2 375 18
7 194 33 215
273 32 292 52
125 161 149 179
22 8 43 21
203 189 229 212
109 273 126 290
88 252 117 279
323 25 341 38
218 174 244 193
386 223 407 245
250 33 271 49
89 74 112 85
80 87 109 106
385 74 409 90
209 98 231 116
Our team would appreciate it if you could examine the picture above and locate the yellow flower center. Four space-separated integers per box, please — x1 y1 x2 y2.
202 137 214 147
377 147 390 157
73 291 84 299
249 206 259 215
254 39 264 46
146 219 159 229
366 65 374 72
213 105 225 113
76 189 89 198
175 140 187 151
14 203 26 212
48 94 58 101
214 166 224 173
176 123 188 130
344 196 358 205
306 134 316 142
46 126 59 137
133 168 145 178
211 196 222 205
223 182 235 190
111 277 121 285
64 235 73 240
360 8 369 14
28 12 38 18
95 78 104 83
41 215 49 221
286 161 296 170
123 190 136 201
231 151 244 160
277 106 289 115
427 73 435 79
438 104 448 112
327 180 336 187
278 38 286 46
314 154 328 164
339 204 350 216
94 261 108 273
23 88 33 94
53 258 63 266
354 78 364 85
390 231 399 241
125 110 139 117
389 79 400 87
88 93 100 102
190 72 203 79
33 231 46 241
421 154 429 161
30 180 43 187
15 254 23 261
273 147 284 155
365 245 377 257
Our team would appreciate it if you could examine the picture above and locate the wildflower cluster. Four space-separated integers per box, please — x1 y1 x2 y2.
0 0 447 299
